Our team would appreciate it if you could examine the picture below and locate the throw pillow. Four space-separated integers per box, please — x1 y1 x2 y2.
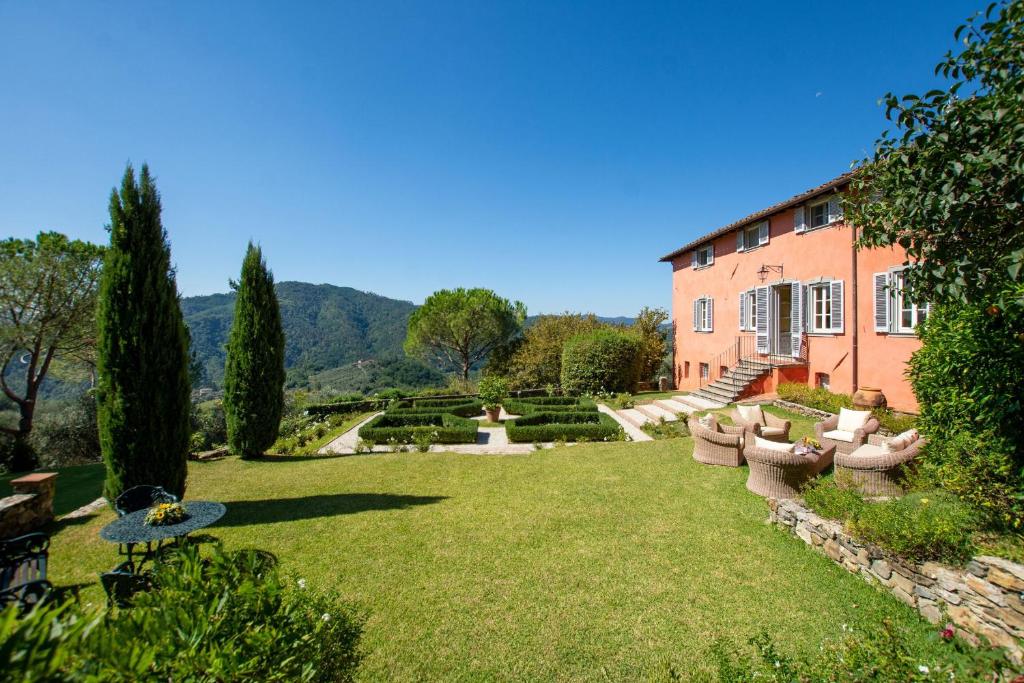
837 407 871 433
754 435 794 452
736 404 766 426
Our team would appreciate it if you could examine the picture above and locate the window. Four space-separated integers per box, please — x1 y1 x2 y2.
804 279 844 334
808 200 829 229
795 197 843 233
699 363 709 380
692 296 713 332
691 244 714 269
874 269 929 333
683 361 690 378
736 220 769 252
739 289 758 331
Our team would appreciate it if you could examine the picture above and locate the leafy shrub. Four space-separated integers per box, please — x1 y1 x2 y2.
875 409 919 435
477 376 509 410
696 619 1007 683
506 411 623 443
801 476 866 522
388 399 483 418
641 418 690 440
503 397 597 416
0 544 363 682
359 412 478 444
189 401 227 452
599 392 634 409
777 383 855 414
908 303 1024 529
848 491 979 563
29 394 101 467
560 328 643 395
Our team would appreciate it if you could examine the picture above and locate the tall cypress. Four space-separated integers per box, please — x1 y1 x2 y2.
96 164 191 501
223 243 285 458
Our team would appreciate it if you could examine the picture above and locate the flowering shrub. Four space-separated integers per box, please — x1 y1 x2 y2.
848 491 979 563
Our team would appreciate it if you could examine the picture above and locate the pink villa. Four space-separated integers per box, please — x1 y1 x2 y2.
660 174 927 413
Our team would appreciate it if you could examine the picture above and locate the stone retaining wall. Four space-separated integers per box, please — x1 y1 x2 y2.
768 498 1024 665
0 473 57 537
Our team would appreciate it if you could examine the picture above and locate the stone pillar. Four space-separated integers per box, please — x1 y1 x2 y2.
3 472 58 533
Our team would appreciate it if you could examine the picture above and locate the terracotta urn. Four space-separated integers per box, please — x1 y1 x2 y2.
485 407 501 422
853 386 887 409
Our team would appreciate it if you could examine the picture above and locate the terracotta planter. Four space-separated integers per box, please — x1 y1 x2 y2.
853 387 887 409
485 407 501 422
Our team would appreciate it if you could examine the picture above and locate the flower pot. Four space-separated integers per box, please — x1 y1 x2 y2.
485 407 501 422
853 387 887 409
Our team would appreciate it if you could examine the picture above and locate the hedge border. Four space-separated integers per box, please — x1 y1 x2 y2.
504 397 597 416
506 411 622 443
358 412 478 444
388 399 483 418
306 388 551 416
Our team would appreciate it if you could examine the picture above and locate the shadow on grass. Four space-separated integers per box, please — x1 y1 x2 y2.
215 493 449 526
251 453 352 463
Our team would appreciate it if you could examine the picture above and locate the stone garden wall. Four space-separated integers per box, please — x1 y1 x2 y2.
768 498 1024 665
0 473 57 537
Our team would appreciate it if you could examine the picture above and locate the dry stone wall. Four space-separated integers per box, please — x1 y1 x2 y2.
0 473 57 537
768 497 1024 665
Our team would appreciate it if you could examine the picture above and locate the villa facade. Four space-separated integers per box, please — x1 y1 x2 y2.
660 174 925 412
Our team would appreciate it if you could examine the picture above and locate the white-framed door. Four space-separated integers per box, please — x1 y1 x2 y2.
755 282 802 359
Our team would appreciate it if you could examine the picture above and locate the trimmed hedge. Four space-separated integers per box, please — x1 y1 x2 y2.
503 397 597 415
560 328 643 394
506 411 623 443
306 389 551 416
388 399 483 418
358 412 478 444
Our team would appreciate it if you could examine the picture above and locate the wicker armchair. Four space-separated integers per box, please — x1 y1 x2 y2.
744 442 836 498
814 414 880 455
688 417 746 467
834 434 925 497
731 407 791 443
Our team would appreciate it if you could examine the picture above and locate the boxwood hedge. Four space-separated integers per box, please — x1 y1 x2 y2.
503 397 597 416
506 411 622 443
358 412 478 444
388 398 483 418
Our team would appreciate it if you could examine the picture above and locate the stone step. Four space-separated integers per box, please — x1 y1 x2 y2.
702 383 740 402
689 390 729 408
673 394 726 410
618 408 653 427
635 403 678 422
654 399 695 415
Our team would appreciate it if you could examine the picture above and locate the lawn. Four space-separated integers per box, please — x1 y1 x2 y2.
44 439 938 681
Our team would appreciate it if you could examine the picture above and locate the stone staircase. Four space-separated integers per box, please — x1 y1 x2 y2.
616 395 716 427
688 358 773 407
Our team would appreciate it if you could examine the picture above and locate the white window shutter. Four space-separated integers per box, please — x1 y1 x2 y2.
758 221 769 245
803 285 810 332
794 205 806 233
706 244 714 266
755 286 769 353
790 282 802 357
873 273 889 332
706 298 713 332
831 280 845 333
693 299 700 331
736 230 745 252
739 292 747 330
828 198 843 223
691 250 698 268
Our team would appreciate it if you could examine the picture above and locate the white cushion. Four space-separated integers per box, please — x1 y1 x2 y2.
697 413 712 428
822 429 855 443
754 435 794 452
837 408 871 433
850 444 887 458
760 426 786 437
884 429 919 453
737 404 766 426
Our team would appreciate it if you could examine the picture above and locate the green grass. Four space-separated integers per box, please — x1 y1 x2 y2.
1 462 105 516
45 440 938 681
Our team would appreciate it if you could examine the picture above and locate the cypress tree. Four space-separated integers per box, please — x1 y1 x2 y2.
223 243 285 458
96 164 191 501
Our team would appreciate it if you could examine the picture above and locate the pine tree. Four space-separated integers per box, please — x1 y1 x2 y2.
223 243 285 458
96 164 191 500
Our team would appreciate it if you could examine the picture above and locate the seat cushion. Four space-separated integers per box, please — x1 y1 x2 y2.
754 435 793 452
737 404 766 426
760 426 786 437
849 444 887 458
837 408 872 433
822 429 855 443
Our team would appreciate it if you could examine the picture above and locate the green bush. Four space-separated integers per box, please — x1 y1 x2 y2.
640 418 690 440
875 409 919 435
29 394 101 467
190 401 228 452
506 411 623 443
0 544 363 682
359 412 478 444
560 329 643 395
503 397 597 415
388 399 483 418
847 491 979 563
801 476 866 522
477 376 509 410
776 383 855 414
908 303 1024 529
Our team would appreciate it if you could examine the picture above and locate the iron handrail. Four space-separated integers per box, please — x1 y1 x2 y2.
699 333 808 388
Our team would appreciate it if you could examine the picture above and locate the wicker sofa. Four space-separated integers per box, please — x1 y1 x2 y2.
813 409 881 455
688 417 746 467
731 404 791 443
834 432 925 497
744 441 837 498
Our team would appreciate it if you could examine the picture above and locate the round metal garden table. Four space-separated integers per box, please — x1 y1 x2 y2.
100 501 226 567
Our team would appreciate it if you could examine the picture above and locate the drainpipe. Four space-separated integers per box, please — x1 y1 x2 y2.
851 222 859 393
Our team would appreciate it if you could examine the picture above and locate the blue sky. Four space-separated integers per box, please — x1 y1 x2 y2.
0 1 978 316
